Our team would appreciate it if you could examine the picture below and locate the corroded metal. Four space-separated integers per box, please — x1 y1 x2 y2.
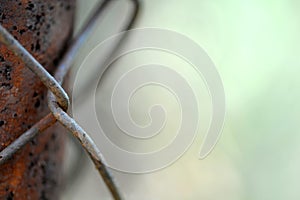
0 113 56 165
0 25 69 111
0 0 75 199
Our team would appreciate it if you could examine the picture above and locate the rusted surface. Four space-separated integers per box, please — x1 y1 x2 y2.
0 114 57 165
0 0 75 199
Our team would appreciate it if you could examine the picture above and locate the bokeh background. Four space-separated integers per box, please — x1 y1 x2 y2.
62 0 300 199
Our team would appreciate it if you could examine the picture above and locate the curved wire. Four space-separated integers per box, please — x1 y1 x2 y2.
47 0 140 199
64 0 141 190
73 0 140 104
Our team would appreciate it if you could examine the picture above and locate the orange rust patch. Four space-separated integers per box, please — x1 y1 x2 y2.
0 0 75 199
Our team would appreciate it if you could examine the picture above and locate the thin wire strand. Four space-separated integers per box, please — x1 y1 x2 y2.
0 114 56 165
74 0 140 104
47 0 140 199
48 98 123 200
0 25 69 110
63 0 140 189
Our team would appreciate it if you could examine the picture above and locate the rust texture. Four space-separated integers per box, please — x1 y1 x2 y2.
0 0 75 199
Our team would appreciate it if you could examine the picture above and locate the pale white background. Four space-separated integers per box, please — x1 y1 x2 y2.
62 0 300 199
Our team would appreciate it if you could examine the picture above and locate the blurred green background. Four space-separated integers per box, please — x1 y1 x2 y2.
62 0 300 199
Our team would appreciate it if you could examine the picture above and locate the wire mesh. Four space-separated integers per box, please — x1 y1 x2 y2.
0 0 140 199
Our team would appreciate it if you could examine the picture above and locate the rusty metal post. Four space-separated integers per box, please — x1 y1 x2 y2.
0 0 75 199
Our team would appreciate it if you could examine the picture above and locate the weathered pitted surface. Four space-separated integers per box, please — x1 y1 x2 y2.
0 0 75 199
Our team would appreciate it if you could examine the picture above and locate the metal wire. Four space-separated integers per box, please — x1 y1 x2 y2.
63 0 140 191
0 114 56 165
0 25 69 111
74 0 140 104
0 0 140 199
